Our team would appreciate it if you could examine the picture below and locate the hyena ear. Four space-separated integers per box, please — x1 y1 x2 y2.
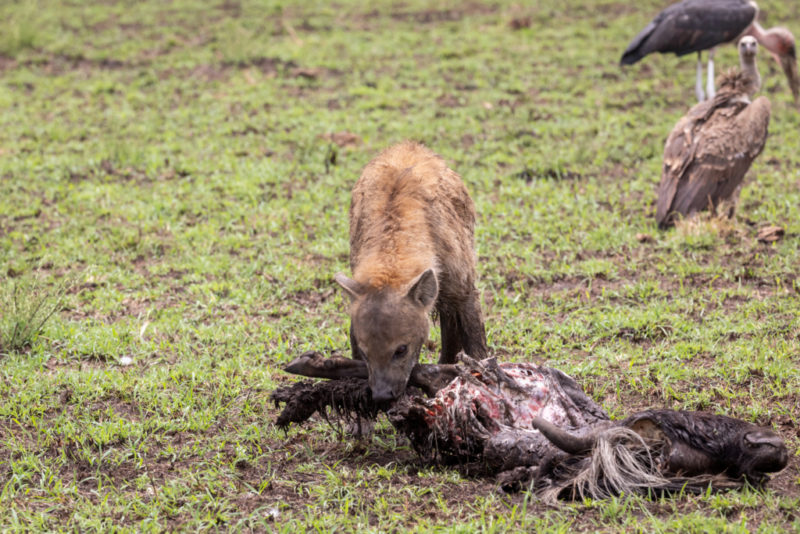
407 269 438 309
334 273 364 300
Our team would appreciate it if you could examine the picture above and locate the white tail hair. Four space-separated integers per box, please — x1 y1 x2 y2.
538 426 671 503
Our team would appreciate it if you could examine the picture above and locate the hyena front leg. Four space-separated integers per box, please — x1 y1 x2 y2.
438 306 463 364
457 291 488 360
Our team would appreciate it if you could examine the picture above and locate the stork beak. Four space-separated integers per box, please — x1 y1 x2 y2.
779 52 800 107
530 416 596 455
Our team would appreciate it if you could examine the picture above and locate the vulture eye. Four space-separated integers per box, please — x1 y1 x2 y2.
392 345 408 360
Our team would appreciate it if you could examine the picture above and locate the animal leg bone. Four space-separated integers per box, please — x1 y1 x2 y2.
284 351 368 379
283 351 460 396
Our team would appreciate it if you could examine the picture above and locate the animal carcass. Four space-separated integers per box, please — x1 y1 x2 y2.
272 353 788 501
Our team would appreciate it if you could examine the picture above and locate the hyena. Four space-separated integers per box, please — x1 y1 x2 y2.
334 141 488 401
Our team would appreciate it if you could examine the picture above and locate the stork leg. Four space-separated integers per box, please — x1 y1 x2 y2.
695 52 706 102
706 47 716 99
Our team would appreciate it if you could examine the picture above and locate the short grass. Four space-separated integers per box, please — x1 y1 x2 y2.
1 0 799 531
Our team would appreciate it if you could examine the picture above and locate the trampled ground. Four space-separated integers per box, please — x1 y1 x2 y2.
1 0 799 531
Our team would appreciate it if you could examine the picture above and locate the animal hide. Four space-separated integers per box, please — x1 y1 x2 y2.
272 354 788 501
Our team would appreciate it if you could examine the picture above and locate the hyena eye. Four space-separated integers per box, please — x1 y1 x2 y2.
392 345 408 360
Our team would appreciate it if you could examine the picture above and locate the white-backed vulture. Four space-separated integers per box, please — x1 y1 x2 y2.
656 36 770 228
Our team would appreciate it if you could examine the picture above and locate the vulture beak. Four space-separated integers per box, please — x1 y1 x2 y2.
779 51 800 107
530 416 596 455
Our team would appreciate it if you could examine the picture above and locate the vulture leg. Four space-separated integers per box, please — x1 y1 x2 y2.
695 52 706 102
707 48 716 99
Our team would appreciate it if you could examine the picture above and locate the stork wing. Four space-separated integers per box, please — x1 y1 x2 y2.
658 97 771 226
621 0 756 64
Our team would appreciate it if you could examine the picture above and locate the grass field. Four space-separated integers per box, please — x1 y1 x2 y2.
1 0 799 531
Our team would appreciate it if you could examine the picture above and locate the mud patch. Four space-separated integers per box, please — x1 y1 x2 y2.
0 55 18 72
436 93 464 108
15 54 138 75
288 287 335 311
509 16 532 30
319 131 361 148
389 3 498 24
222 56 297 75
514 167 583 183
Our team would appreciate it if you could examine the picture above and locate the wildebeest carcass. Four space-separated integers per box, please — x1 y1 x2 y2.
272 352 788 502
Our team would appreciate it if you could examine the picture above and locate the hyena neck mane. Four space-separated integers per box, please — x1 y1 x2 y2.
352 256 437 291
350 167 439 290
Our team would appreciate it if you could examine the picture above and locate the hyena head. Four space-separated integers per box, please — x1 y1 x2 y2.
335 269 438 402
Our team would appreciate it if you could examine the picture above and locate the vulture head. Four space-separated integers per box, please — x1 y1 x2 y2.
739 35 758 61
738 35 762 97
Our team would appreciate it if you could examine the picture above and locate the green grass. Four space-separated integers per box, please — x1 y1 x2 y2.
0 271 71 353
1 0 799 531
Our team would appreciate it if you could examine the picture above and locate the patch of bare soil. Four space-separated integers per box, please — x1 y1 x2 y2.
15 54 137 75
0 55 18 72
3 49 332 86
319 131 361 148
216 0 242 17
514 167 583 183
350 2 498 31
436 93 464 108
222 56 296 75
61 270 187 326
64 160 190 189
389 3 499 24
508 16 532 30
159 56 341 84
233 432 506 522
288 287 335 312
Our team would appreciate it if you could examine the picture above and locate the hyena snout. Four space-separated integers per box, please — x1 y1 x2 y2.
369 376 407 402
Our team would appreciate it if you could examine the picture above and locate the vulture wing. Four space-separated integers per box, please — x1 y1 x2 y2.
657 96 771 226
621 0 756 65
656 98 717 225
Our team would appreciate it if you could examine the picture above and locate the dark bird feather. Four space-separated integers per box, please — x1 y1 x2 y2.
621 0 757 65
656 69 770 227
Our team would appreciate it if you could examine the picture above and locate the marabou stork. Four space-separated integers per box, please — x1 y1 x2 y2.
621 0 798 104
656 36 771 228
